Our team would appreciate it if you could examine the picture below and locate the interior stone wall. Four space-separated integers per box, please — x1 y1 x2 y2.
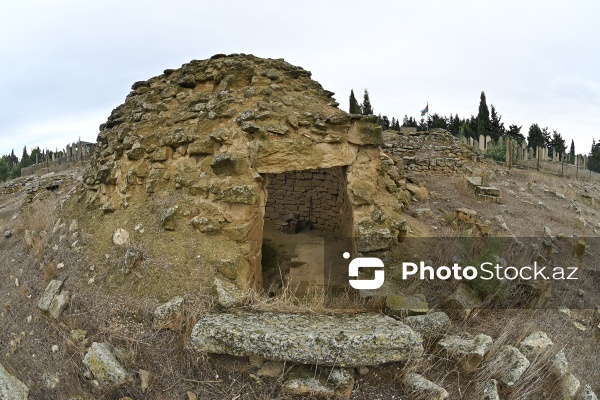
263 167 351 233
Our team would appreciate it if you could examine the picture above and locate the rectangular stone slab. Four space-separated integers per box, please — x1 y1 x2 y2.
190 311 423 366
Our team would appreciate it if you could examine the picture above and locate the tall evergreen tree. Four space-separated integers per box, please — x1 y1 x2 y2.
477 91 490 134
569 139 575 164
361 89 374 115
349 89 361 115
488 105 505 140
550 130 566 159
21 146 29 168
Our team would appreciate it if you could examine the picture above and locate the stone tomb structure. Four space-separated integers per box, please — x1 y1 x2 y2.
82 54 405 290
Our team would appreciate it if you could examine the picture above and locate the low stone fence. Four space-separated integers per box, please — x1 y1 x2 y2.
383 129 472 174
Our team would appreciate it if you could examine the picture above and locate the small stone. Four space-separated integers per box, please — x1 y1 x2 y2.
489 345 530 386
481 379 500 400
357 366 369 375
385 293 428 316
213 278 248 308
282 366 354 399
578 289 585 297
83 342 131 387
437 333 493 372
3 230 12 238
52 345 59 352
112 228 130 246
38 279 64 312
26 316 32 324
139 369 152 392
248 355 264 368
404 312 451 340
70 329 87 344
56 263 65 269
442 283 482 320
401 372 449 400
579 384 598 400
256 361 284 378
48 290 71 319
187 392 198 400
518 331 554 360
559 373 580 399
153 296 185 330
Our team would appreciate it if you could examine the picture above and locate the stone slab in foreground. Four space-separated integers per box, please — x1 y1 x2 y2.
190 311 423 366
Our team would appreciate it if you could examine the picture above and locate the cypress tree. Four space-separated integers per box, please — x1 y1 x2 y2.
349 90 361 114
477 91 490 135
361 89 374 115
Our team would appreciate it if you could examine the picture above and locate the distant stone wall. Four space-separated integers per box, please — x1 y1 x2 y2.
383 129 472 174
264 167 351 232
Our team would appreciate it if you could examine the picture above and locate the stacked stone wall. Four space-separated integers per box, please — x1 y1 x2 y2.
264 167 351 232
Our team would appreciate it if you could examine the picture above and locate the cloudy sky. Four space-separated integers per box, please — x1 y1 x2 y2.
1 0 599 158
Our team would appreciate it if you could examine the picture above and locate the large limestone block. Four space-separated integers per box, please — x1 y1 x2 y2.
0 363 29 400
190 312 423 366
38 279 64 311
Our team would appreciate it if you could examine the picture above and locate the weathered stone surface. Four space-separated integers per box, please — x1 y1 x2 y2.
48 290 71 319
404 312 451 340
213 278 248 308
38 279 64 311
256 361 284 378
83 342 131 386
489 345 530 386
518 330 554 360
481 379 500 400
558 373 580 399
153 296 185 330
579 384 598 400
0 362 29 400
437 333 493 372
401 373 448 400
385 293 428 316
443 283 482 320
82 54 406 291
190 312 423 366
112 228 130 246
282 367 354 398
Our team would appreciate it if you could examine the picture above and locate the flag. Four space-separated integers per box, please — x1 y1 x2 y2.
420 103 429 116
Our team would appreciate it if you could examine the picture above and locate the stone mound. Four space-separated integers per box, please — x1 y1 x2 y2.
78 54 405 289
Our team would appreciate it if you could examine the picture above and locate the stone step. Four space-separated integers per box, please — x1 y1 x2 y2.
475 186 501 197
190 311 423 366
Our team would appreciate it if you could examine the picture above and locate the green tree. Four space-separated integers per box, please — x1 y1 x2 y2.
349 89 361 115
21 146 30 168
477 91 490 135
429 113 448 129
507 124 524 143
417 118 428 132
527 123 545 149
361 89 373 115
589 139 600 172
0 157 9 181
488 105 505 140
569 139 575 164
550 130 566 159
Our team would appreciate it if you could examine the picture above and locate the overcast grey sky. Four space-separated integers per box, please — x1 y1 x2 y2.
1 0 599 158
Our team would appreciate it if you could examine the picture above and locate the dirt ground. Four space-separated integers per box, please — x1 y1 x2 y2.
0 159 599 399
